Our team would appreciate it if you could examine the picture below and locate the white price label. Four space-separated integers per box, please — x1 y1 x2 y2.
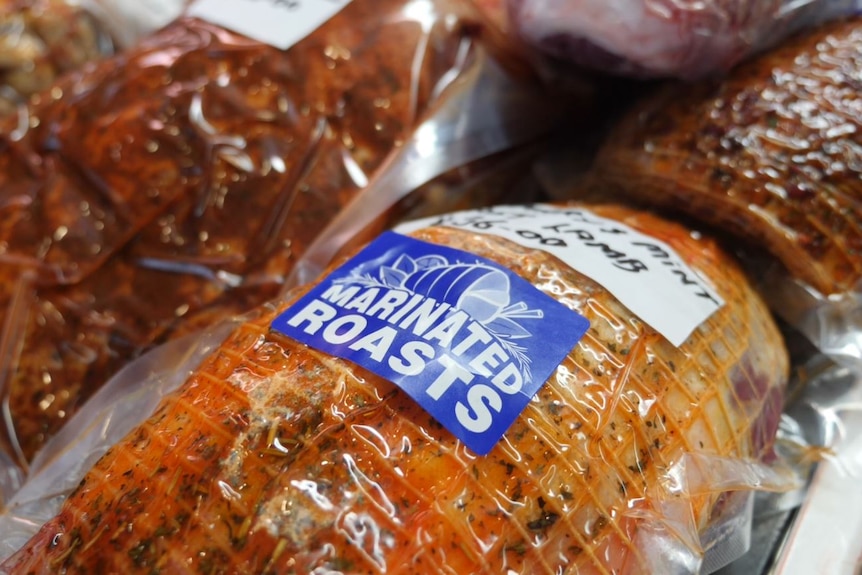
188 0 352 51
397 204 725 347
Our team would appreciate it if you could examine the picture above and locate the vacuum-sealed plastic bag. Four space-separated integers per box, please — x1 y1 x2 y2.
0 0 567 486
507 0 862 78
89 0 186 47
574 19 862 567
0 202 797 573
0 0 114 117
737 348 862 574
0 0 186 118
588 16 862 366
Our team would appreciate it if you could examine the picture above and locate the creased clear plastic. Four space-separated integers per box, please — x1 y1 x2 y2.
0 320 236 559
756 268 862 371
0 0 566 491
758 354 862 575
0 203 798 573
284 54 561 290
507 0 862 78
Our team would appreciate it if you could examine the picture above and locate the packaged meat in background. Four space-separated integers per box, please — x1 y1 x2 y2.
579 19 862 570
588 17 862 368
0 0 113 117
0 0 186 119
0 203 797 573
0 0 573 495
506 0 862 79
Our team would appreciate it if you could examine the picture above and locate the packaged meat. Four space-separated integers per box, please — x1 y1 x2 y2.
0 0 186 120
0 0 114 117
588 16 862 366
0 203 795 573
572 15 862 568
506 0 862 78
590 17 862 299
0 0 565 483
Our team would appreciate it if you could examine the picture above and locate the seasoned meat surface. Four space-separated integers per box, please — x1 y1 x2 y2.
592 18 862 296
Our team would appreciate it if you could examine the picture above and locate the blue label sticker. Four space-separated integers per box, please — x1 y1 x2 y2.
271 232 590 455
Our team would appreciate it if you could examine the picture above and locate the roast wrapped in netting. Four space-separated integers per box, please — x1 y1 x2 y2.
0 203 794 574
589 17 862 366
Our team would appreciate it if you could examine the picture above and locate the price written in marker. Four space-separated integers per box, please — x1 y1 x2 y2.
397 204 724 346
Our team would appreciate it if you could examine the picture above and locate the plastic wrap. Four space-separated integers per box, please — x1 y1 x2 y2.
0 203 797 573
744 260 862 372
506 0 862 79
0 0 567 490
0 0 187 119
0 0 115 117
88 0 186 47
737 347 862 574
524 20 862 563
577 19 862 566
588 16 862 366
0 322 238 557
772 368 862 575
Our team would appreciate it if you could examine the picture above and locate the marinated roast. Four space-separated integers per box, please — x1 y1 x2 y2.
0 0 531 465
2 204 789 574
591 17 862 296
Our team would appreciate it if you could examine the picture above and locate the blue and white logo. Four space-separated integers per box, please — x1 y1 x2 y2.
272 232 590 454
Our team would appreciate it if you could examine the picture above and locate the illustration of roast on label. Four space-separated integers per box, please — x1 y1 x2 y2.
273 230 590 455
2 204 789 574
